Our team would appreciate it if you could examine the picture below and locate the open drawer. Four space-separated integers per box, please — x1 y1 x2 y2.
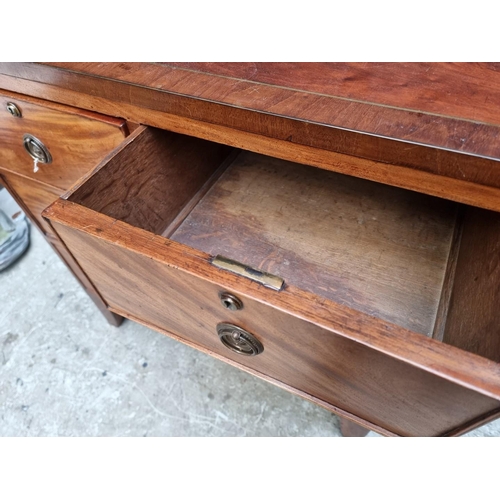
43 126 500 436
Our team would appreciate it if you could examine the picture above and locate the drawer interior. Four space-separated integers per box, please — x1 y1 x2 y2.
170 151 457 337
65 126 500 362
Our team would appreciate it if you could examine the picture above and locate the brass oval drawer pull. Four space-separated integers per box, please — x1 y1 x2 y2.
23 134 52 170
217 323 264 356
219 291 243 311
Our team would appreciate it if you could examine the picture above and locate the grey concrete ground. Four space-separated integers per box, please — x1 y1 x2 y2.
1 224 499 436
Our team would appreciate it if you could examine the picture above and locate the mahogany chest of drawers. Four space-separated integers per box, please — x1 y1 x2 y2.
2 63 500 436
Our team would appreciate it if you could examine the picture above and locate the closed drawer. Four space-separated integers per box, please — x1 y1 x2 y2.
0 170 62 235
0 90 127 190
44 126 500 436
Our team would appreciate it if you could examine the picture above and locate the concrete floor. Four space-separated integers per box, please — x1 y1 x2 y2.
1 224 500 436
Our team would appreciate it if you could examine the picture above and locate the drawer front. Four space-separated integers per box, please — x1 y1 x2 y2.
0 92 126 190
0 170 62 235
50 218 500 437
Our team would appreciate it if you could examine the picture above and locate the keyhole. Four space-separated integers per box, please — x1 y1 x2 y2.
218 292 243 311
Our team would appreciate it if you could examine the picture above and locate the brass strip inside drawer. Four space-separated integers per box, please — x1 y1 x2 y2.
211 255 284 291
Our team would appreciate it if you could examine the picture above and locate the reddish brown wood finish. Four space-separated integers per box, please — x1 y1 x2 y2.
44 198 500 393
442 208 500 363
164 63 500 126
432 208 464 342
3 67 500 213
0 171 122 326
107 304 400 437
5 63 500 435
37 62 500 158
0 169 62 235
0 88 126 326
45 232 122 327
172 149 458 336
0 88 128 130
46 206 500 436
42 119 500 435
0 89 126 190
442 407 500 436
69 126 233 235
67 126 461 336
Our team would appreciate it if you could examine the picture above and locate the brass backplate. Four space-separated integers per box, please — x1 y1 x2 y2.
216 323 264 356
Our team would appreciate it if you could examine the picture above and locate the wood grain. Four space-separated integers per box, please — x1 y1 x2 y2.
109 304 500 437
36 62 500 159
172 151 458 336
4 72 500 212
432 208 465 341
48 213 500 436
442 208 500 363
163 63 500 126
0 88 128 131
4 64 500 189
442 407 500 436
0 169 63 235
107 304 399 437
43 200 500 403
0 170 122 326
69 127 233 235
7 62 500 434
0 89 127 190
45 232 122 327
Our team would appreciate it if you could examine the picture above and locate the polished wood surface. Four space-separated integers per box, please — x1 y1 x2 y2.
0 89 126 190
0 89 126 326
172 150 458 336
34 62 500 159
43 199 500 403
165 63 500 126
3 67 500 212
45 233 122 327
112 302 400 437
0 169 62 235
5 63 500 435
48 217 500 436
